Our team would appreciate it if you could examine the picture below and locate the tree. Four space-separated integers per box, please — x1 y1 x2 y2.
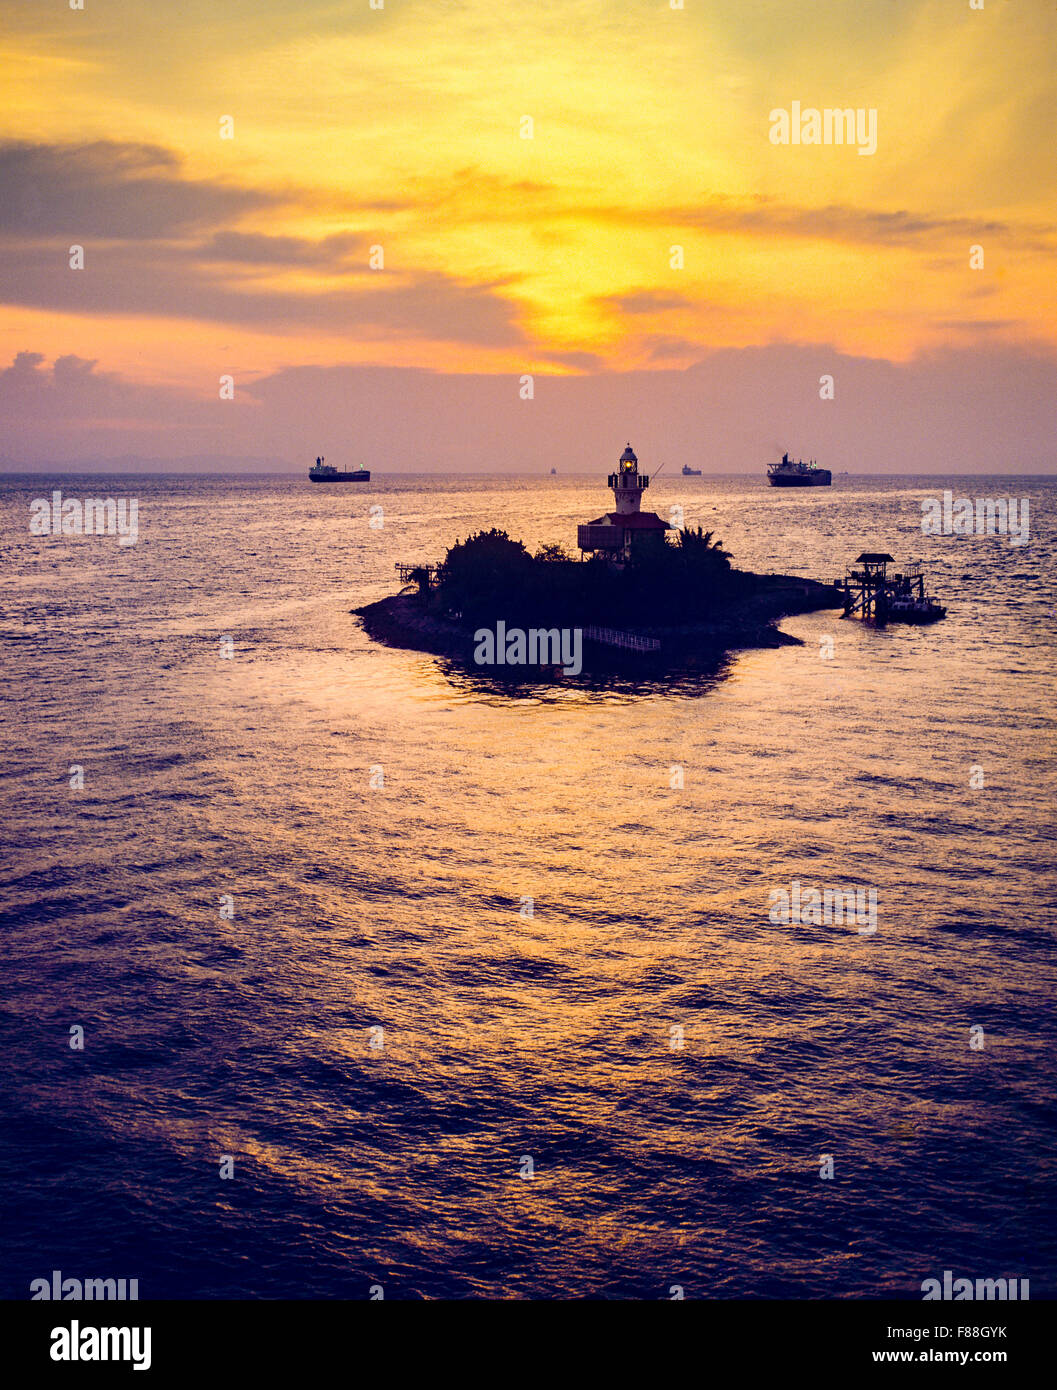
438 529 533 618
534 542 571 563
677 526 731 568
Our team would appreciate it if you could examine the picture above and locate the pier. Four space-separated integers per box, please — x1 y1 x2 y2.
837 553 945 625
839 552 894 621
396 563 440 592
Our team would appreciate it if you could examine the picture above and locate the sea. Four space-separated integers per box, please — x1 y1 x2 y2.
1 471 1054 1299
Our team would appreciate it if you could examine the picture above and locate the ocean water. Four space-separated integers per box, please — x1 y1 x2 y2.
1 471 1054 1300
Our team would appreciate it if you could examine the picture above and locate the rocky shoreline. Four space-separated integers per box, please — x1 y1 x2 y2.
355 573 843 674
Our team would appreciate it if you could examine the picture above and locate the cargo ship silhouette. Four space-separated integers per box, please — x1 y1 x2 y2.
767 452 831 487
309 455 370 482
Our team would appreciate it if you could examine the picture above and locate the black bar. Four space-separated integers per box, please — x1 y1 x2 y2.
2 1298 1045 1377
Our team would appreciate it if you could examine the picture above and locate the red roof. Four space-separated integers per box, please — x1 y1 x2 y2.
586 510 671 530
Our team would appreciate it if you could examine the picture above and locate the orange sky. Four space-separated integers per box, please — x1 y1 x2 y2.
1 0 1055 405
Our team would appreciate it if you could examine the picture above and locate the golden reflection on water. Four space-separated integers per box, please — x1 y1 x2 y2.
3 474 1054 1295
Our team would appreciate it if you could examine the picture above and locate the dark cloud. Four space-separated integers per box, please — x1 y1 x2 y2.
0 141 276 238
645 337 706 361
0 240 526 347
598 291 694 315
536 349 607 371
198 230 365 267
0 141 525 345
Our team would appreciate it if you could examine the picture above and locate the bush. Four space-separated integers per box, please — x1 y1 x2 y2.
435 526 740 627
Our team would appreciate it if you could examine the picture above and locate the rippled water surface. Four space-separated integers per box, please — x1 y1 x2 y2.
1 471 1054 1298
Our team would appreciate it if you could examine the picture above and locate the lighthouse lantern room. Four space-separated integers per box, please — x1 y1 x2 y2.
578 442 672 562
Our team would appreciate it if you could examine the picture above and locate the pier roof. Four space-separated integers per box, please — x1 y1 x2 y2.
586 510 671 530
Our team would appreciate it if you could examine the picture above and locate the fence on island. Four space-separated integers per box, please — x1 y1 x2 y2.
583 625 660 653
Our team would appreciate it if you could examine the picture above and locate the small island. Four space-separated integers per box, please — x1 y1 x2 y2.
356 443 842 678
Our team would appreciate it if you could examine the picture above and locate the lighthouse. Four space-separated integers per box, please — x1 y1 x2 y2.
577 442 672 562
610 442 649 515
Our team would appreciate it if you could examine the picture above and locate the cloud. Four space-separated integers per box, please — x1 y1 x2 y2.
0 351 175 420
535 349 607 371
935 320 1017 333
4 342 1055 475
0 141 276 238
197 231 367 267
354 165 1053 261
587 198 1045 252
598 291 694 316
364 163 1052 255
0 140 528 346
644 337 707 362
0 240 526 343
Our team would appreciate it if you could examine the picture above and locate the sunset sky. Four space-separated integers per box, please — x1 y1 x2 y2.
1 0 1055 469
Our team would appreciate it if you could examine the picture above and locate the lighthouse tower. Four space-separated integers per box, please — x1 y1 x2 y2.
608 443 650 515
577 441 672 562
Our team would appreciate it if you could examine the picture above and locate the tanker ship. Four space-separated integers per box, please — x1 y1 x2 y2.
767 452 831 487
309 456 370 482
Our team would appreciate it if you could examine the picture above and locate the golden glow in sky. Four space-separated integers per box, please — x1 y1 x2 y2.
1 0 1055 388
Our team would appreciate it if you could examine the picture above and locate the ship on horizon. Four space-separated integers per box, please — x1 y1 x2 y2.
681 464 702 476
309 455 370 482
767 452 831 487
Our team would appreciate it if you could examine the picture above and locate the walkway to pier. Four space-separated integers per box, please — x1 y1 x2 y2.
583 625 660 652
